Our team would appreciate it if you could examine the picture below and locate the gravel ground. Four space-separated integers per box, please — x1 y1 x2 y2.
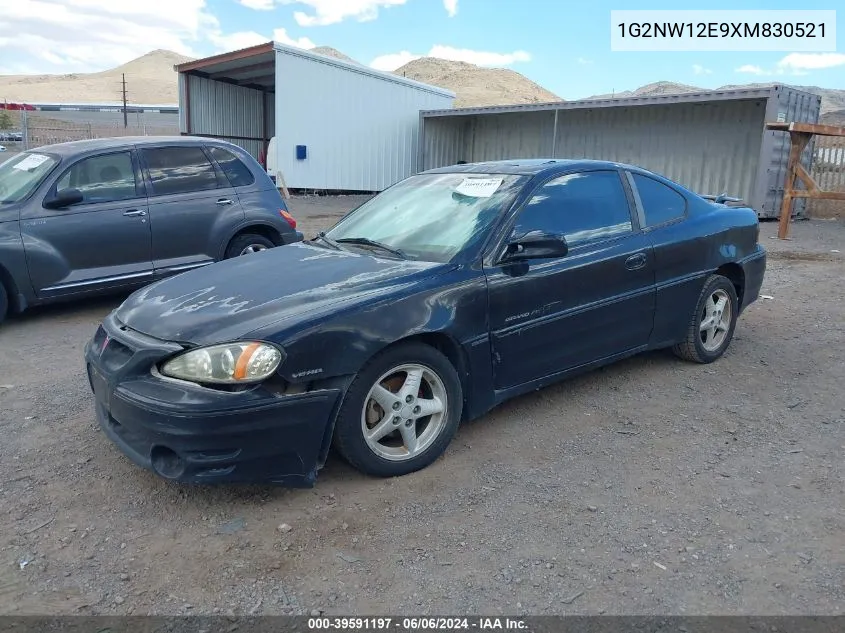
0 201 843 617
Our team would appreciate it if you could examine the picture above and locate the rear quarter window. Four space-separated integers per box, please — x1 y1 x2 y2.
632 173 687 227
208 146 255 187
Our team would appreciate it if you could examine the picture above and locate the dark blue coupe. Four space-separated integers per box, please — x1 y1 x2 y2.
84 159 767 486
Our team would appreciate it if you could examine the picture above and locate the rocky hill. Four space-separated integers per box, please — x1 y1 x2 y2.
0 50 192 104
310 47 358 64
392 57 561 108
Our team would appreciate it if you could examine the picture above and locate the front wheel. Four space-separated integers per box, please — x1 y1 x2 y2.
672 274 739 363
332 343 463 477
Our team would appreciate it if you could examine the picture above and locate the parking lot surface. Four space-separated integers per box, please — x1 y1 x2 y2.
1 199 843 616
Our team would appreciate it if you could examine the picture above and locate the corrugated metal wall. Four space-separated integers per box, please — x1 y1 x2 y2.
421 116 470 168
756 87 822 218
426 100 766 209
421 87 822 218
178 73 268 160
552 101 765 206
275 50 453 191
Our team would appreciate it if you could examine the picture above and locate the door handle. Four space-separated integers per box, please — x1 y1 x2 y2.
123 209 147 217
625 252 647 270
216 198 235 206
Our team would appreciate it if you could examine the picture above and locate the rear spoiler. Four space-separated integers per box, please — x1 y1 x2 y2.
699 193 747 207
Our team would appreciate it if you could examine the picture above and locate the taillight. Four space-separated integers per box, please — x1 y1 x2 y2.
280 209 297 229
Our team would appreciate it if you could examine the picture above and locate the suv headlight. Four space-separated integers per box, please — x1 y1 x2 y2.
160 342 283 385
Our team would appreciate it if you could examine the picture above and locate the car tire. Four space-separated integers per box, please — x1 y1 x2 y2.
332 342 463 478
672 274 739 364
224 233 276 258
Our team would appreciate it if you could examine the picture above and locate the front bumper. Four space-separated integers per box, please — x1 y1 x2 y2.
84 313 340 486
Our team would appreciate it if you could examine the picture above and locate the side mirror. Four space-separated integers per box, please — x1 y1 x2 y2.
44 188 84 209
500 230 569 263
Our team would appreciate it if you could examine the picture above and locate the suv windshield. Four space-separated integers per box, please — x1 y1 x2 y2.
325 172 526 263
0 152 58 203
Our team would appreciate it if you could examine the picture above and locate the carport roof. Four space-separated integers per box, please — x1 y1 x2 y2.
174 42 276 91
174 41 456 98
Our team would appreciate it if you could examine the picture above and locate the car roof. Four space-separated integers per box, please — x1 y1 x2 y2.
421 158 649 177
27 135 228 157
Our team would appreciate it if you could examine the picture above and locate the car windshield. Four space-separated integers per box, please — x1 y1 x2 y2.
324 172 527 263
0 152 58 203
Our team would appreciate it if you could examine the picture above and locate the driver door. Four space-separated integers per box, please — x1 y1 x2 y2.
21 149 153 298
484 169 656 390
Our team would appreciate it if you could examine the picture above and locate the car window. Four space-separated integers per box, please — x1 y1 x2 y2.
0 152 59 203
208 146 255 187
55 151 138 204
632 173 686 227
513 170 633 247
142 146 220 196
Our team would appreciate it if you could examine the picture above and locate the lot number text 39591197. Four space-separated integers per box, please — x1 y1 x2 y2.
307 617 528 630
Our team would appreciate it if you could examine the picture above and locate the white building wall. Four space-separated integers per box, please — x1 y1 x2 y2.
273 44 454 191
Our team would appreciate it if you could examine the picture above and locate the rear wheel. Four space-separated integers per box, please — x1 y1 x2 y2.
224 233 275 259
332 342 463 477
672 274 738 363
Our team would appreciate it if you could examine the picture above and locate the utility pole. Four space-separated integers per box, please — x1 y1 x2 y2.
122 73 128 128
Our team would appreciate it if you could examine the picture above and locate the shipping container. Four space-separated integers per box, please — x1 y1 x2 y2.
419 85 821 218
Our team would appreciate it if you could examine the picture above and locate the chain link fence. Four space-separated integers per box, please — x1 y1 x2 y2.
17 112 179 148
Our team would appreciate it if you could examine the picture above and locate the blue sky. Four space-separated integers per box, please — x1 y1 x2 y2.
0 0 842 100
211 0 845 98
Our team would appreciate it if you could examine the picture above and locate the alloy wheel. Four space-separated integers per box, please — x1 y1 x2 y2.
699 288 732 352
360 363 448 461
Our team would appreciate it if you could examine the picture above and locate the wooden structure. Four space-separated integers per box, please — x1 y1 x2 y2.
766 121 845 239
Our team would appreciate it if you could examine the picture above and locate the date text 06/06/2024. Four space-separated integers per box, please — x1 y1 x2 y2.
307 617 528 630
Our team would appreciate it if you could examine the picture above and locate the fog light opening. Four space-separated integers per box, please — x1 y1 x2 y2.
150 446 185 480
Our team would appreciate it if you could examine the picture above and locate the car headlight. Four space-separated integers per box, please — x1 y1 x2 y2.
160 342 283 385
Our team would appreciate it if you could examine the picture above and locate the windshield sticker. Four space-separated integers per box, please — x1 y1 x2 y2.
454 177 503 198
13 154 50 171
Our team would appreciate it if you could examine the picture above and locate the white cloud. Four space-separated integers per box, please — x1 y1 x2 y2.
207 30 268 51
238 0 274 8
576 57 593 65
371 45 531 71
734 53 845 78
443 0 458 17
692 64 712 75
206 27 315 53
777 53 845 71
0 0 318 74
0 0 214 73
735 64 770 76
266 0 408 26
272 27 316 49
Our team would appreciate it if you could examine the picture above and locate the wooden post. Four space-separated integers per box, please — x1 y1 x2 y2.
778 131 810 239
766 121 845 240
276 170 290 200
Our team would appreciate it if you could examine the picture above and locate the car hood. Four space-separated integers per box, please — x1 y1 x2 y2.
115 242 450 345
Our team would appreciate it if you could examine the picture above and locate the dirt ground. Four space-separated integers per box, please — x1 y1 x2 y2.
1 199 843 617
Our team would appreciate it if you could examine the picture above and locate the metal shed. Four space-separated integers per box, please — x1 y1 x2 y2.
419 85 821 218
175 42 454 192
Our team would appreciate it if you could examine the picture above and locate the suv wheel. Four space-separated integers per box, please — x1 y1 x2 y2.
225 233 275 259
